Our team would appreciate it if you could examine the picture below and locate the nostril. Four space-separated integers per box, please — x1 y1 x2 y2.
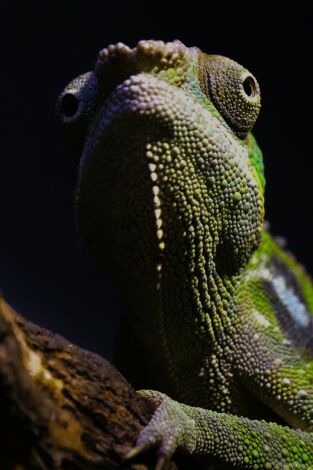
60 93 79 117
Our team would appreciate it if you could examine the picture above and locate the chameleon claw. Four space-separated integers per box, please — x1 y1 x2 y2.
155 455 167 470
125 446 168 469
124 445 146 460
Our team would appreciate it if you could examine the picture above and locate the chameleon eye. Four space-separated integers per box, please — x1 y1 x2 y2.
56 72 99 153
242 75 257 98
60 92 80 119
202 55 261 139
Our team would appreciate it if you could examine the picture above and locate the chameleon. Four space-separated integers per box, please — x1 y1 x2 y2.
57 40 313 469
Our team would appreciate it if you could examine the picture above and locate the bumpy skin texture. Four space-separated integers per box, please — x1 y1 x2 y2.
57 40 313 468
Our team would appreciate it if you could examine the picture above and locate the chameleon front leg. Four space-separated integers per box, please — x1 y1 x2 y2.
234 316 313 433
127 390 313 469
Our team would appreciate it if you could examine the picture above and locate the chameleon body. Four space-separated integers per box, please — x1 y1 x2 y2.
57 40 313 468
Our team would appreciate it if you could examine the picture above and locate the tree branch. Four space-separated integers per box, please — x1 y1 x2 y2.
0 296 179 469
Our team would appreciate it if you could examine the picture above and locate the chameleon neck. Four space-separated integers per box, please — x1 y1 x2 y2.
123 221 240 350
118 220 242 400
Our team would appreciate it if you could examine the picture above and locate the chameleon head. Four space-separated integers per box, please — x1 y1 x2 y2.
57 40 265 302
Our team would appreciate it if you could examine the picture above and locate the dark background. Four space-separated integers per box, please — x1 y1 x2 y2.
1 2 312 360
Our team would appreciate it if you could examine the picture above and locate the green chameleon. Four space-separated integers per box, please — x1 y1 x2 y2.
57 40 313 469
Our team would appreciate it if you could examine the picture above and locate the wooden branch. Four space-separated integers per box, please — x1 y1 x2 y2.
0 296 179 469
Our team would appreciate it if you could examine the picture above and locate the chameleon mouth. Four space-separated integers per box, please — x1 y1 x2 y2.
94 40 189 92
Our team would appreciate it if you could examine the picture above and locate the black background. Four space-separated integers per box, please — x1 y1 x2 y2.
1 2 312 360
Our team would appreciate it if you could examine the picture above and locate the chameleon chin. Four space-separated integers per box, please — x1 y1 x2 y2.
57 40 313 468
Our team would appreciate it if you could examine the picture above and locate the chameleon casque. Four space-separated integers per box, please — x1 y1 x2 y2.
57 40 313 469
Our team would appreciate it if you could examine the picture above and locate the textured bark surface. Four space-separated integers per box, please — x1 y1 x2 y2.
0 296 179 470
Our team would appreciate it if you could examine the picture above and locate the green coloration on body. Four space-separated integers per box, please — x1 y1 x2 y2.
57 40 313 469
247 133 265 191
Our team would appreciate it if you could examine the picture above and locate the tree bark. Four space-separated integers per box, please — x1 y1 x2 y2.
0 296 178 470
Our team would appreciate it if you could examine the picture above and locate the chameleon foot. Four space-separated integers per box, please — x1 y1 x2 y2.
125 390 196 469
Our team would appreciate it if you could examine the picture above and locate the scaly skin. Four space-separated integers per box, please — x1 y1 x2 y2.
57 40 313 468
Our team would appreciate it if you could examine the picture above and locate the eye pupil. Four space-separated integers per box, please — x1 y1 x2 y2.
61 93 79 117
242 76 256 97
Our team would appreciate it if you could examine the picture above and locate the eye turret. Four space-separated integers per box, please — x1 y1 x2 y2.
56 72 99 153
201 55 261 139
